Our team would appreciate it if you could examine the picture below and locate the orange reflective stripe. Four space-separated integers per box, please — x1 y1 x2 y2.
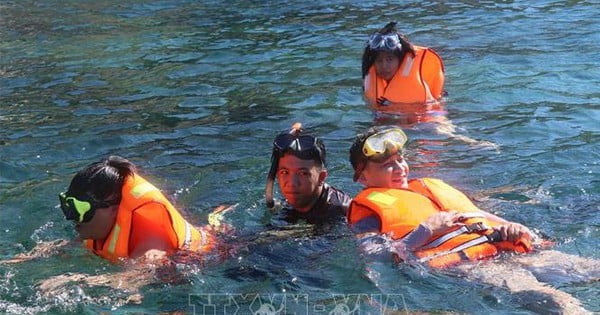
400 55 414 77
107 224 121 256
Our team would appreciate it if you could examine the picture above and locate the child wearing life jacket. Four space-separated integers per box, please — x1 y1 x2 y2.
347 126 533 268
347 126 600 314
362 22 445 113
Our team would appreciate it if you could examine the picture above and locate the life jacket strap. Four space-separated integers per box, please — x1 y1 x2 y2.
420 221 490 250
418 231 500 264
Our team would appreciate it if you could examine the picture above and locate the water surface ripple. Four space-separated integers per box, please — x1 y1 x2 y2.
1 1 598 314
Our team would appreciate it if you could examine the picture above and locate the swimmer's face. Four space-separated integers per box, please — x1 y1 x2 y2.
74 204 118 240
358 153 409 189
276 153 327 213
374 51 401 81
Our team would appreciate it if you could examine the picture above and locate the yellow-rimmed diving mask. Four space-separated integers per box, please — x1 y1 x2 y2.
351 127 408 182
362 128 408 160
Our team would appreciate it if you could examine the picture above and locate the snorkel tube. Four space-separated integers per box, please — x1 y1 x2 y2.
265 122 303 208
265 152 278 208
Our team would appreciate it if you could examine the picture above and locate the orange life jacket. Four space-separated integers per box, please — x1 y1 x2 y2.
349 178 532 268
84 174 214 262
363 46 445 112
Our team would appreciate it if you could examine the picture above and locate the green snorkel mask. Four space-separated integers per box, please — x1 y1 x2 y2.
58 192 114 223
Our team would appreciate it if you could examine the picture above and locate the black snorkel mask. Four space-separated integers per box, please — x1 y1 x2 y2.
58 192 115 223
265 123 325 208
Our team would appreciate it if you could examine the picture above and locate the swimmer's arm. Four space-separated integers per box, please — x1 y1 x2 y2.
351 216 388 259
352 215 433 260
351 215 433 249
350 215 381 235
396 224 433 251
389 224 435 264
1 239 72 264
129 206 178 262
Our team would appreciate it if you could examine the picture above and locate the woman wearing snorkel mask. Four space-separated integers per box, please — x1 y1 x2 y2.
1 156 232 303
362 22 445 116
361 23 493 148
348 126 533 263
58 155 218 263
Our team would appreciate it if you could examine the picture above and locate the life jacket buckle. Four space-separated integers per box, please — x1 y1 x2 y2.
465 222 489 233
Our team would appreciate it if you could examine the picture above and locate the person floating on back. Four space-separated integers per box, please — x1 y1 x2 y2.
347 126 599 314
348 126 531 268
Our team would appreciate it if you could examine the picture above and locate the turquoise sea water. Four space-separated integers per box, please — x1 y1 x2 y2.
1 1 599 314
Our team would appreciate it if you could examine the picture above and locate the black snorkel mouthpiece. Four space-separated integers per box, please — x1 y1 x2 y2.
265 122 303 208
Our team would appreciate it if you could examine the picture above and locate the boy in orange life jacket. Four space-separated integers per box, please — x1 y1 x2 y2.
265 123 351 224
59 155 215 263
347 126 533 267
362 22 445 110
347 126 600 313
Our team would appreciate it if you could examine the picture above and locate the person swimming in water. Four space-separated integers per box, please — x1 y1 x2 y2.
347 125 599 314
362 22 445 113
3 155 232 303
362 22 497 149
265 122 351 225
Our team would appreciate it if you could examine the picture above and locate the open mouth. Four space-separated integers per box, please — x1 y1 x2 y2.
392 176 406 183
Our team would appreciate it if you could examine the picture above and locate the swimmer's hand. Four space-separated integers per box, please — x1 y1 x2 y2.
494 222 532 242
208 203 237 234
421 211 463 235
142 249 168 262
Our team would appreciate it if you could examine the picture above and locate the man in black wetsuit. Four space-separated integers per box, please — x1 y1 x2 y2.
265 123 351 224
